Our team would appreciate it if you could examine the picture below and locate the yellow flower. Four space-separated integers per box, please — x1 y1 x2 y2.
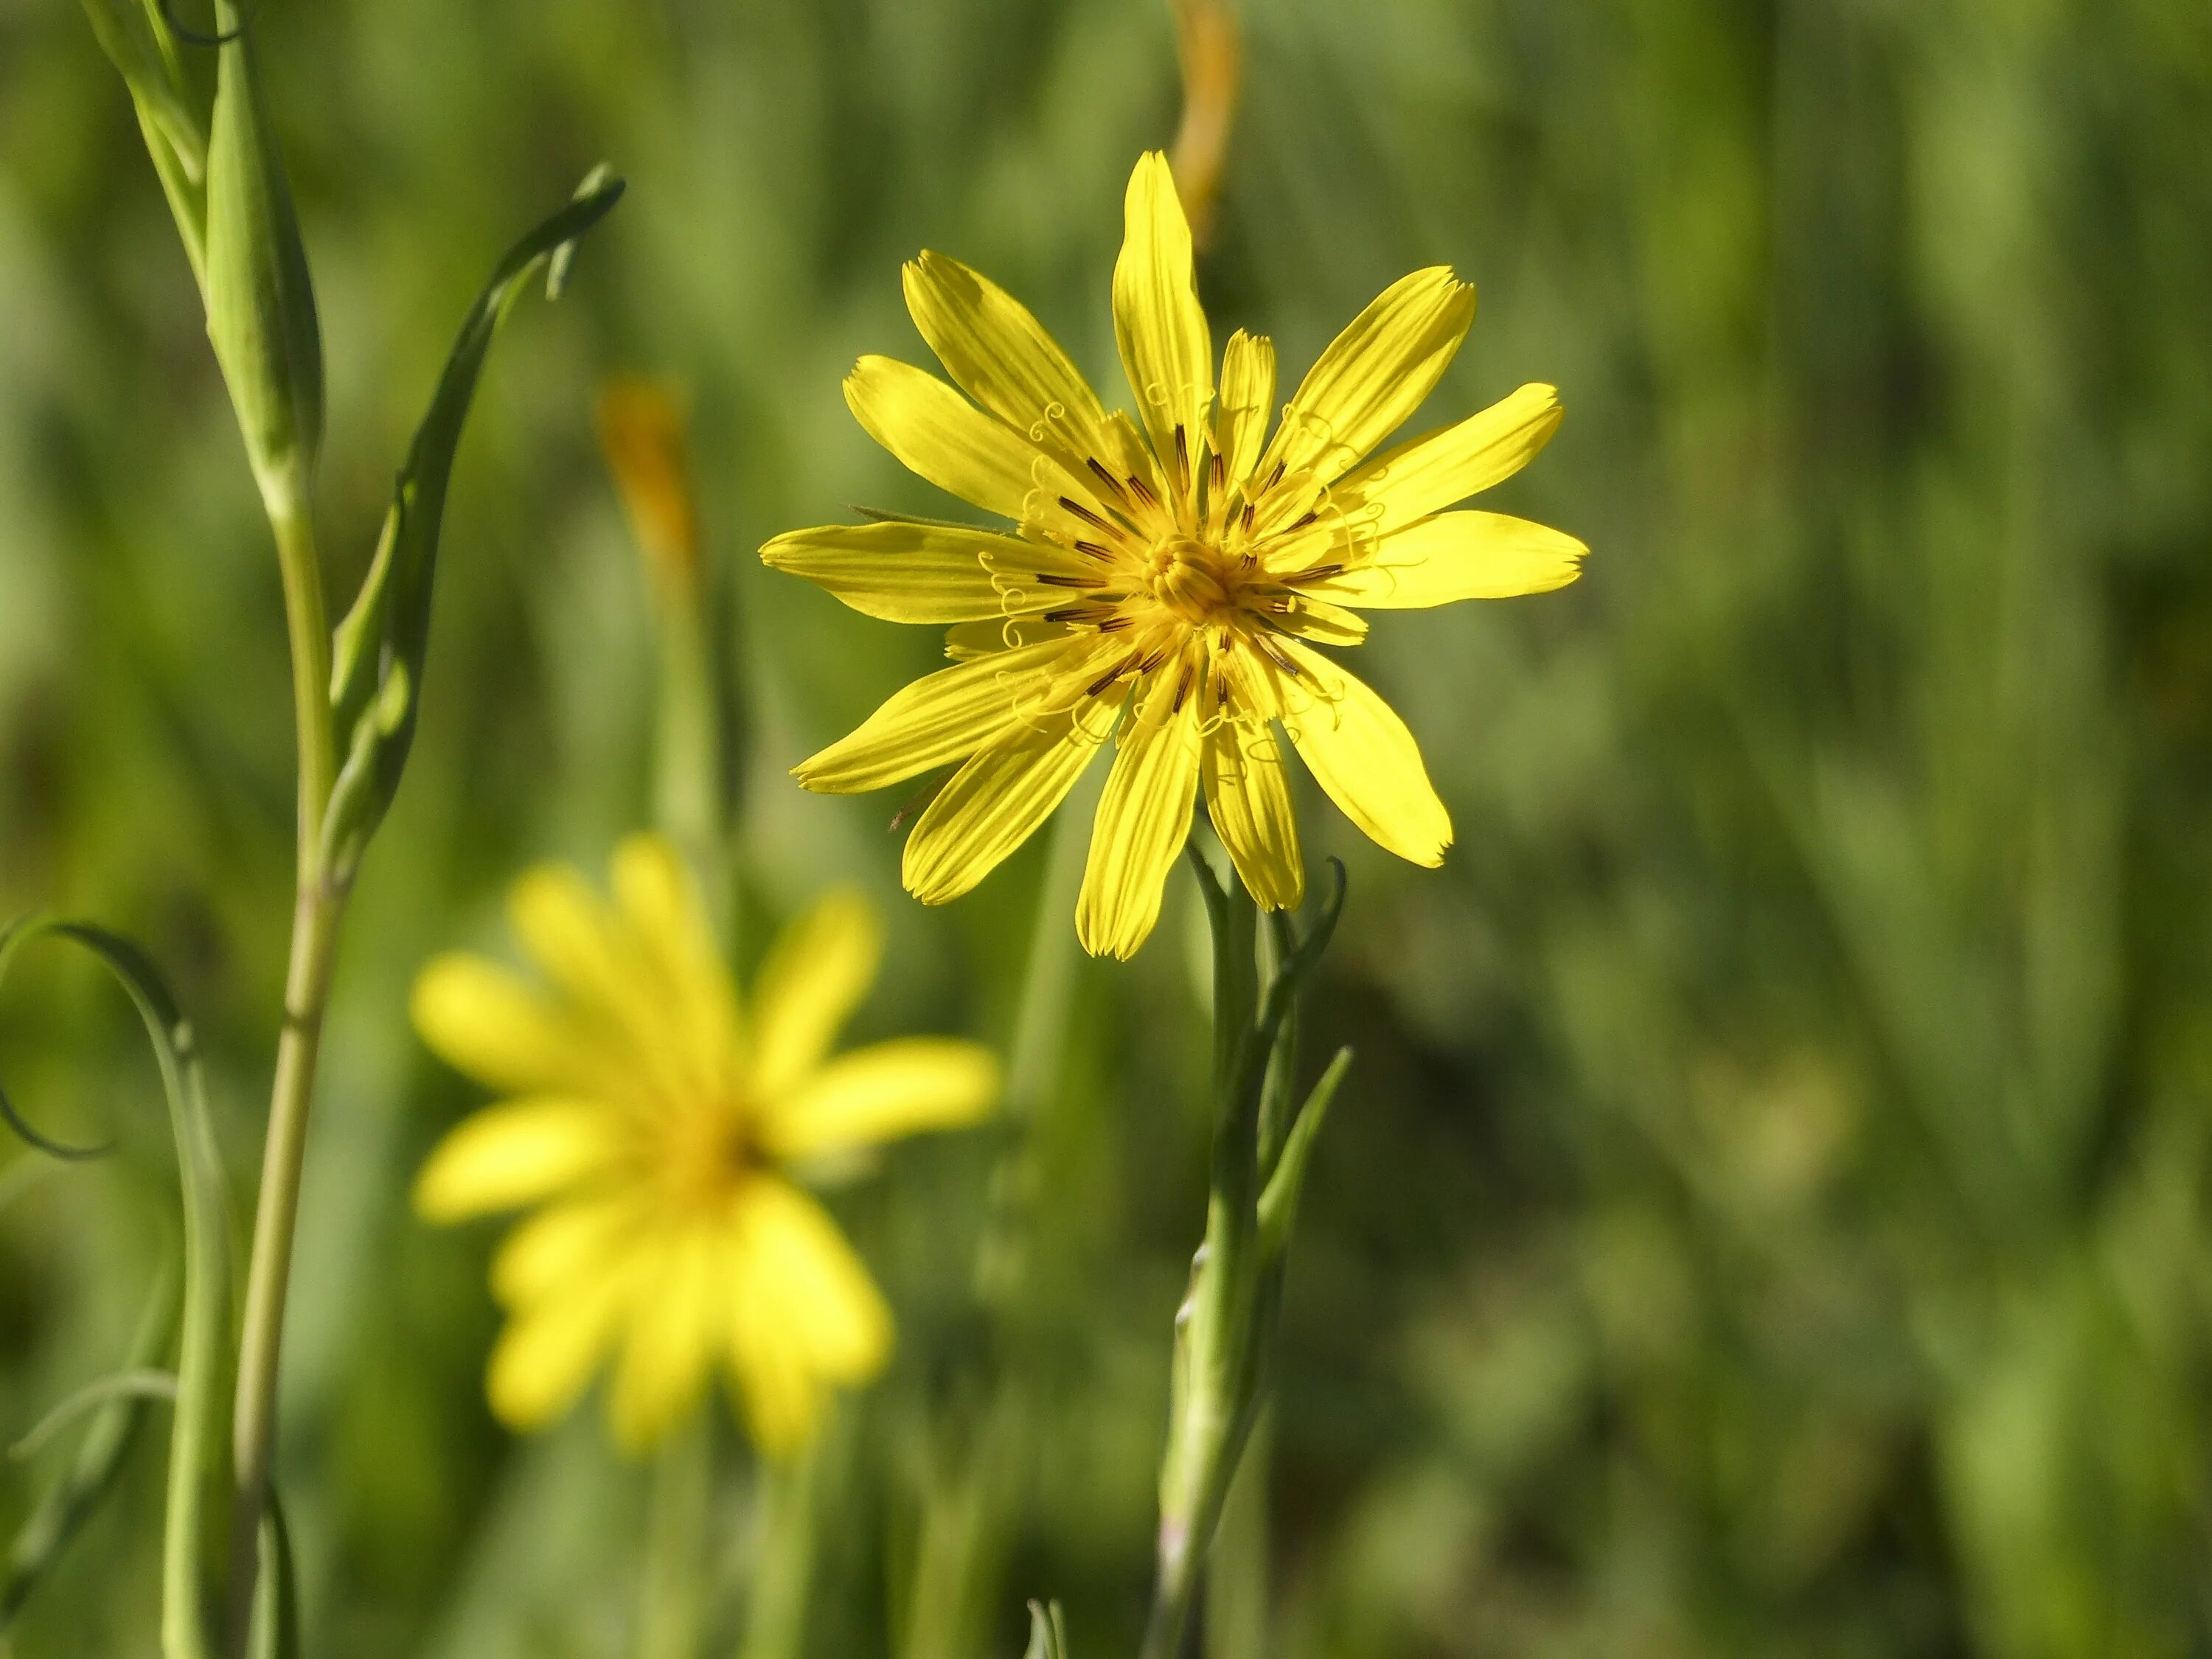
765 150 1585 959
411 835 998 1455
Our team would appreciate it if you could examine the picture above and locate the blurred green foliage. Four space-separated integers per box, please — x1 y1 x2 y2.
4 1 2212 1657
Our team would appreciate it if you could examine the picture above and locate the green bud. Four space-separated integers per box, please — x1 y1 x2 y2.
203 0 323 517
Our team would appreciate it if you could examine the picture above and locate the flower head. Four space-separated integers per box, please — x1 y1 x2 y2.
765 152 1584 959
411 835 998 1454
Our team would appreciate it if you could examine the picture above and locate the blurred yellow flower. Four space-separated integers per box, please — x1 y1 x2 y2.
765 151 1583 959
411 835 998 1454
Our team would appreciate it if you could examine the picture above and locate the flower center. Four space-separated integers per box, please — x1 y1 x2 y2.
1142 534 1238 627
655 1103 757 1212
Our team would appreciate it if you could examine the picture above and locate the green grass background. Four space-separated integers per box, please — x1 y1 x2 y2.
3 0 2211 1655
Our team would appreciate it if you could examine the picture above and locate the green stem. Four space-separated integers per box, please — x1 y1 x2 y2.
637 1413 711 1659
741 1438 823 1659
653 576 728 925
1141 845 1265 1659
226 499 344 1652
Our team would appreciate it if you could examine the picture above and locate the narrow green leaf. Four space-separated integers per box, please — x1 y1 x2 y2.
80 0 209 285
202 0 323 512
0 919 237 1659
10 1368 178 1462
0 1267 178 1637
1256 1046 1354 1262
321 168 625 886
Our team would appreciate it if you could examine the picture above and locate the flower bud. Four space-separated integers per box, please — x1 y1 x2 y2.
203 4 323 517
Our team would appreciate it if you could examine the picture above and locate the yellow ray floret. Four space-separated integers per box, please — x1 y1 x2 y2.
765 150 1585 959
412 835 1000 1455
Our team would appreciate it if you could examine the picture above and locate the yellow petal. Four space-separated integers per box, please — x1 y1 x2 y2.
505 864 681 1098
411 953 607 1096
1275 641 1453 866
1259 268 1474 486
750 888 883 1103
1274 594 1369 647
611 835 743 1091
1214 330 1277 493
761 521 1065 624
902 250 1109 470
724 1178 891 1455
844 355 1050 522
793 637 1077 795
1202 720 1304 911
1338 383 1563 537
739 1179 891 1380
492 1195 640 1307
414 1098 622 1222
486 1250 636 1431
902 693 1118 905
943 617 1077 661
1304 511 1587 608
762 1037 1000 1160
608 1222 720 1453
1076 678 1204 959
1113 151 1213 482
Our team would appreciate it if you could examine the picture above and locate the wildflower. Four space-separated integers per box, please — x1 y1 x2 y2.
411 836 998 1454
765 152 1584 959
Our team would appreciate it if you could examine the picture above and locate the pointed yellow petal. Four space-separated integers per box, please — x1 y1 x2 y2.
414 1098 622 1222
1275 641 1453 866
611 835 742 1090
1338 383 1562 536
1304 511 1587 608
723 1178 891 1455
902 693 1118 905
902 250 1109 470
762 1037 1000 1160
1260 268 1474 485
411 953 608 1096
505 864 681 1097
761 521 1067 624
844 355 1049 521
1077 679 1204 959
794 637 1076 794
739 1179 891 1380
1214 330 1277 493
1202 720 1304 911
608 1222 720 1453
1274 594 1369 647
750 888 883 1102
486 1251 636 1431
1113 151 1213 477
942 617 1077 661
492 1195 641 1307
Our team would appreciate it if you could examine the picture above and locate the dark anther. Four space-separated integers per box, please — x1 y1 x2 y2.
1071 540 1113 560
1172 667 1196 712
1059 496 1116 534
1173 425 1191 484
1126 473 1162 509
1037 572 1103 588
1086 459 1131 502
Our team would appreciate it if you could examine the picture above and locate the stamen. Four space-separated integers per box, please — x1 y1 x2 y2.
1209 450 1226 493
1172 665 1196 712
1257 638 1301 677
1126 472 1162 510
1288 510 1320 532
1239 501 1257 536
1264 459 1287 492
1086 458 1131 502
1291 562 1345 582
1086 656 1137 698
1037 572 1105 588
1173 425 1191 488
1096 616 1134 634
1059 496 1117 534
1044 605 1107 624
1071 540 1114 560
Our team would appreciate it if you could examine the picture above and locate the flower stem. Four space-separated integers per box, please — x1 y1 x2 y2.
638 1413 711 1659
226 498 346 1650
1140 844 1266 1659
